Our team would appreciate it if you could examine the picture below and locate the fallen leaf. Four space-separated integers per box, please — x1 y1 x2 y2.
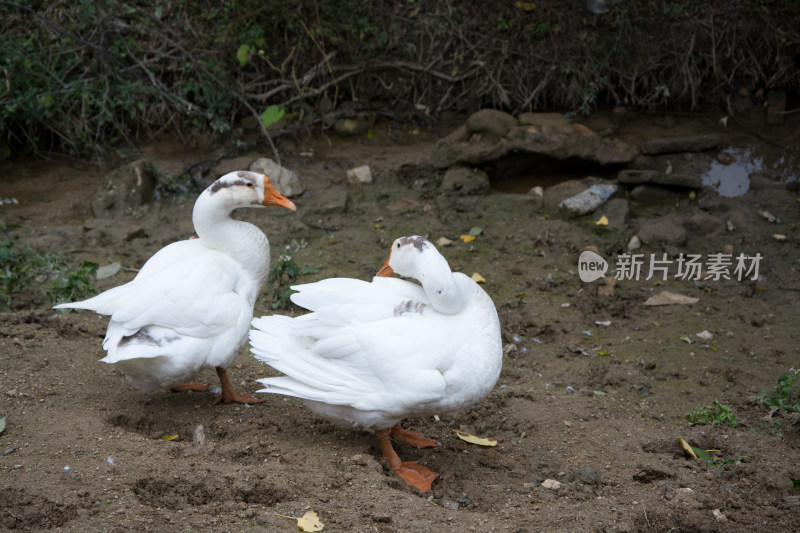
773 234 787 241
436 236 453 247
515 1 536 11
0 416 5 435
680 336 693 344
468 226 483 237
594 215 609 226
162 434 179 441
471 272 486 283
643 291 699 306
452 429 497 447
277 510 324 532
459 235 476 243
679 438 698 459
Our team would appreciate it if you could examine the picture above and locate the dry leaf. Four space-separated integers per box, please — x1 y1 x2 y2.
471 272 486 283
452 429 497 447
460 235 476 243
643 291 699 306
436 237 453 247
162 434 179 441
679 438 698 459
594 215 609 226
276 510 324 532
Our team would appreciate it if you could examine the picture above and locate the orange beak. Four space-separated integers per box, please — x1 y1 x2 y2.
376 257 394 277
261 176 297 210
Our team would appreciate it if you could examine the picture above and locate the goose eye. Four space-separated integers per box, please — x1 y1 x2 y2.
396 243 400 248
246 182 254 188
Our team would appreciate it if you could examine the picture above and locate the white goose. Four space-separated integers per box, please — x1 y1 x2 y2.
55 171 296 404
250 236 502 491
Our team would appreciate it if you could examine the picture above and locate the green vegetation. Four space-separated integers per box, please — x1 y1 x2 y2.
2 1 799 159
757 370 800 413
48 260 98 309
686 400 740 427
0 219 96 311
267 252 319 310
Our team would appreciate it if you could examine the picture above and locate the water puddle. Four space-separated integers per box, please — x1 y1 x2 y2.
702 145 799 197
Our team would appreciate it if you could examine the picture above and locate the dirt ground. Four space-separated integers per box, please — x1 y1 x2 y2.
1 106 799 532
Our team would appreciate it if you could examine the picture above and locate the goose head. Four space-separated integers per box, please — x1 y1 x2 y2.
204 171 297 212
377 236 466 314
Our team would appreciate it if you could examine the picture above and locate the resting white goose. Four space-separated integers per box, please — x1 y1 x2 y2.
250 236 502 491
55 171 296 404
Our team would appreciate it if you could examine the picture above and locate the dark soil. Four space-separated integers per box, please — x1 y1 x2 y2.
1 107 799 532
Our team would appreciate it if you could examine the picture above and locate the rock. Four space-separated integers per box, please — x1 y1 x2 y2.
249 158 304 197
528 186 544 198
309 188 348 214
466 109 517 141
91 159 156 218
598 198 629 228
345 165 373 185
558 183 618 216
575 465 601 486
629 184 683 204
541 479 562 491
627 235 641 250
638 215 686 246
432 111 638 170
696 330 713 341
639 134 723 155
333 111 376 136
643 291 699 306
684 212 724 236
617 169 702 189
83 218 147 246
518 112 573 134
192 425 205 445
439 166 490 195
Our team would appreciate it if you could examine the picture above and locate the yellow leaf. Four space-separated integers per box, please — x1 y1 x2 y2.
452 429 497 447
276 510 324 532
460 235 476 243
162 434 179 441
679 438 698 459
470 272 486 283
594 215 609 226
515 1 536 11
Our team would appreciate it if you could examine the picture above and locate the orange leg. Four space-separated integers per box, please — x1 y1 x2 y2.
390 423 441 448
170 383 207 393
376 428 438 492
214 367 265 405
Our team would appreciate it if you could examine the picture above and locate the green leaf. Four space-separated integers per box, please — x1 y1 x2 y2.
259 105 286 129
39 94 53 108
236 44 252 67
468 226 483 237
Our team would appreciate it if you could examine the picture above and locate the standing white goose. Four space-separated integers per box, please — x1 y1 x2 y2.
250 236 502 491
55 171 296 404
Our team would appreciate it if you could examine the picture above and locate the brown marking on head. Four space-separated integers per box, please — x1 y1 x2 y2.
209 176 252 194
396 236 429 251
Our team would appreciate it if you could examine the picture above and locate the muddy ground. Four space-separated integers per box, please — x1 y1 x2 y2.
1 107 799 532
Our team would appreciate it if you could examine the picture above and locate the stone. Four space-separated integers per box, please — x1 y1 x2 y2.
309 188 348 214
431 111 638 170
627 235 641 251
249 158 304 197
333 111 376 136
83 218 147 246
629 184 683 204
637 215 686 246
345 165 372 185
617 169 702 189
466 109 518 141
91 159 156 218
639 134 723 155
558 183 618 216
439 166 490 195
684 212 724 236
598 198 629 228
